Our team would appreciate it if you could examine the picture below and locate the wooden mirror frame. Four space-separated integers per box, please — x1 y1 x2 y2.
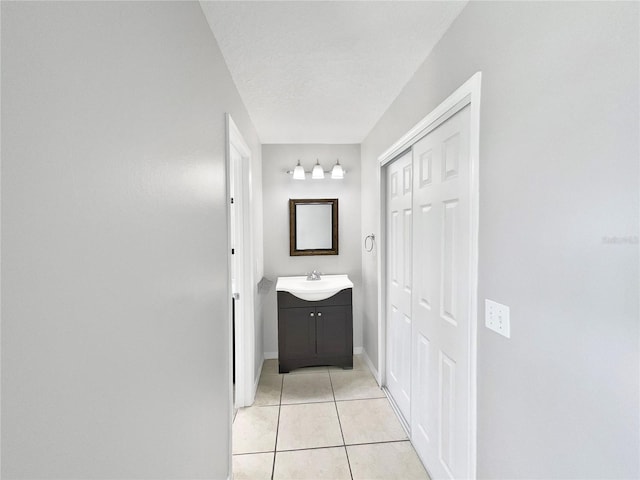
289 198 339 256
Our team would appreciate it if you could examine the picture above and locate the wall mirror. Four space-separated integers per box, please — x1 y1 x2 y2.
289 198 338 256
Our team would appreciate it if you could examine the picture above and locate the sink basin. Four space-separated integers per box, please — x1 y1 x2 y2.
276 274 353 302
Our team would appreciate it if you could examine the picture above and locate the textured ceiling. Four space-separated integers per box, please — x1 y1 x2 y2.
200 1 467 144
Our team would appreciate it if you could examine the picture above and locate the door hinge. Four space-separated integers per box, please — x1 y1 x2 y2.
230 197 234 204
231 248 235 255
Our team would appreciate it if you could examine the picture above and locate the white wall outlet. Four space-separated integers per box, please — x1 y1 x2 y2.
485 299 510 338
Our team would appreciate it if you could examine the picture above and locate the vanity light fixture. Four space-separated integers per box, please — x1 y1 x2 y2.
292 159 306 180
331 159 344 179
286 159 346 180
311 159 325 179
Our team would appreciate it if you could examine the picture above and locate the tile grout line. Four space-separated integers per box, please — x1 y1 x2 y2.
328 369 354 480
344 438 411 448
270 374 284 480
333 395 387 403
233 450 276 456
270 438 411 453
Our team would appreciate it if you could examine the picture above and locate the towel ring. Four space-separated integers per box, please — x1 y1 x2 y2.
364 234 376 253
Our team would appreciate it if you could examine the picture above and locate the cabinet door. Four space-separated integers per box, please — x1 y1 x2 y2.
315 305 352 356
279 307 316 358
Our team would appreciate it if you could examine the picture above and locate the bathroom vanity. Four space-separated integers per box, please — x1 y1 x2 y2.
276 275 353 373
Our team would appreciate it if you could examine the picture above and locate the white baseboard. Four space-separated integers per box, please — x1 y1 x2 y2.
353 346 363 354
361 349 380 384
254 359 264 391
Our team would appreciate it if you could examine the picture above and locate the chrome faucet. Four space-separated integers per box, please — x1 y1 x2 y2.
306 270 322 281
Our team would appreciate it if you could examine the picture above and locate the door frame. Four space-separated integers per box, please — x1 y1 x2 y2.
376 72 481 478
226 113 256 410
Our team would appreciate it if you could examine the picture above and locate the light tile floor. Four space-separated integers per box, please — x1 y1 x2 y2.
232 355 430 480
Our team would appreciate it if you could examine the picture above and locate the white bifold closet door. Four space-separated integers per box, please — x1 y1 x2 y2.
385 104 472 480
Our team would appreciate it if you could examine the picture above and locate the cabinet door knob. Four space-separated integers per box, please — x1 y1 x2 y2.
310 312 314 317
317 312 322 317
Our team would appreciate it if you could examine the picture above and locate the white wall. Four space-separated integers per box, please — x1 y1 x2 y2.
361 2 639 478
1 2 261 478
262 145 361 357
253 162 266 380
251 152 265 383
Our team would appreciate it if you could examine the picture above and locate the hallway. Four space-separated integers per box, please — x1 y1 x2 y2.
232 356 429 479
2 2 638 478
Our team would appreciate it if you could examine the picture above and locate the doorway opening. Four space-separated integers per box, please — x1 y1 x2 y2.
227 113 256 413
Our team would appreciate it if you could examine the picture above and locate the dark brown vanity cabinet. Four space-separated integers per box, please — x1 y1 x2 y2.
277 289 353 373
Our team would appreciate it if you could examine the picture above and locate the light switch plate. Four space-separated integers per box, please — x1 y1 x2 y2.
485 299 510 338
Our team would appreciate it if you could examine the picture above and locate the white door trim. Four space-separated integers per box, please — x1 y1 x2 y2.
226 114 256 411
377 71 481 479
